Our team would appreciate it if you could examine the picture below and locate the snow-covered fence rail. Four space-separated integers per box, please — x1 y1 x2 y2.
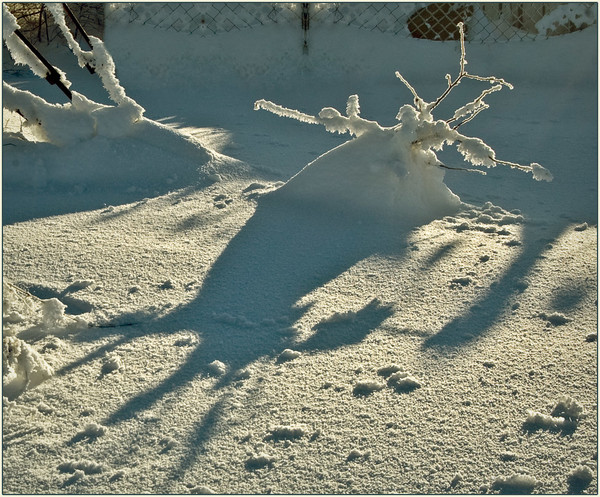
105 2 596 42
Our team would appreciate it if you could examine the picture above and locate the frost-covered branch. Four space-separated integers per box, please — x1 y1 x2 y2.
45 4 95 70
254 99 320 125
448 84 503 128
255 95 381 137
396 22 513 121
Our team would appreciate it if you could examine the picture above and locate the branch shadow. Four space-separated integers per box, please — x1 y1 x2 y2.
101 192 408 425
297 298 395 353
421 223 567 352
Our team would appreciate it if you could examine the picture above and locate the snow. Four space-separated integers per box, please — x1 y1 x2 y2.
2 6 598 495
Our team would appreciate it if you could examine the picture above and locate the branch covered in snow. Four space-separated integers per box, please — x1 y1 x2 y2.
255 95 381 137
45 4 94 69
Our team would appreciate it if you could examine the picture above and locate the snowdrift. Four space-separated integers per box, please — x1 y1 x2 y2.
268 130 461 226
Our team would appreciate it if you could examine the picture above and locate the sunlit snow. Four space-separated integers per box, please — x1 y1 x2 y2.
2 3 597 494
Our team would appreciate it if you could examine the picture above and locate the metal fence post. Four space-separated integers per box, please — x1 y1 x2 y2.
302 2 309 54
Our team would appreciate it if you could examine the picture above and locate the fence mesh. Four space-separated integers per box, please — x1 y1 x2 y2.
105 2 597 42
5 2 598 47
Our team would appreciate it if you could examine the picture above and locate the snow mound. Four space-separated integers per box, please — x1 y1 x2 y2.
2 4 252 223
267 130 461 226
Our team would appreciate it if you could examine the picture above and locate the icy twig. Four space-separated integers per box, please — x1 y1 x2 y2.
490 157 553 181
449 84 503 129
254 99 320 125
395 71 427 111
255 95 380 137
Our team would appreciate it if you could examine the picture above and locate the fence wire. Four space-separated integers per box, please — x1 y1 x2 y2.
5 3 598 47
106 2 597 42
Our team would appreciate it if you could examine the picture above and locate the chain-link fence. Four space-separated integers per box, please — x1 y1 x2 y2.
105 2 597 42
5 2 598 47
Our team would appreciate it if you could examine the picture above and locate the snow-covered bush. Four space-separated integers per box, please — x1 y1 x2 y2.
255 23 551 222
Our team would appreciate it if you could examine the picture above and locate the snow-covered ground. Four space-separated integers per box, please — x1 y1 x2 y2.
2 6 598 494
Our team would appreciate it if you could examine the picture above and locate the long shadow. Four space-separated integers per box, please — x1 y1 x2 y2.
103 192 408 427
422 223 567 351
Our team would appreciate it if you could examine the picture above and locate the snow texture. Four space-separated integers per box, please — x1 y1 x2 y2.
1 9 596 496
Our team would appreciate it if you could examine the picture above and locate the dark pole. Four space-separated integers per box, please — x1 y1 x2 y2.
62 3 95 74
13 29 72 101
62 3 92 49
37 4 44 43
302 2 309 54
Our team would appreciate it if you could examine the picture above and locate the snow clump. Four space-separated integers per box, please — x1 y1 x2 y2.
353 380 386 396
3 335 54 399
387 371 422 393
101 355 122 375
208 360 227 376
524 410 568 431
491 473 538 494
245 452 276 470
347 448 371 461
266 425 308 441
551 395 584 420
377 364 403 377
277 349 302 363
567 465 594 492
77 423 108 439
539 312 571 326
58 459 104 475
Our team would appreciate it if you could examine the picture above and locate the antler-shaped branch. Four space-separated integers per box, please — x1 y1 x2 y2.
396 22 513 121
